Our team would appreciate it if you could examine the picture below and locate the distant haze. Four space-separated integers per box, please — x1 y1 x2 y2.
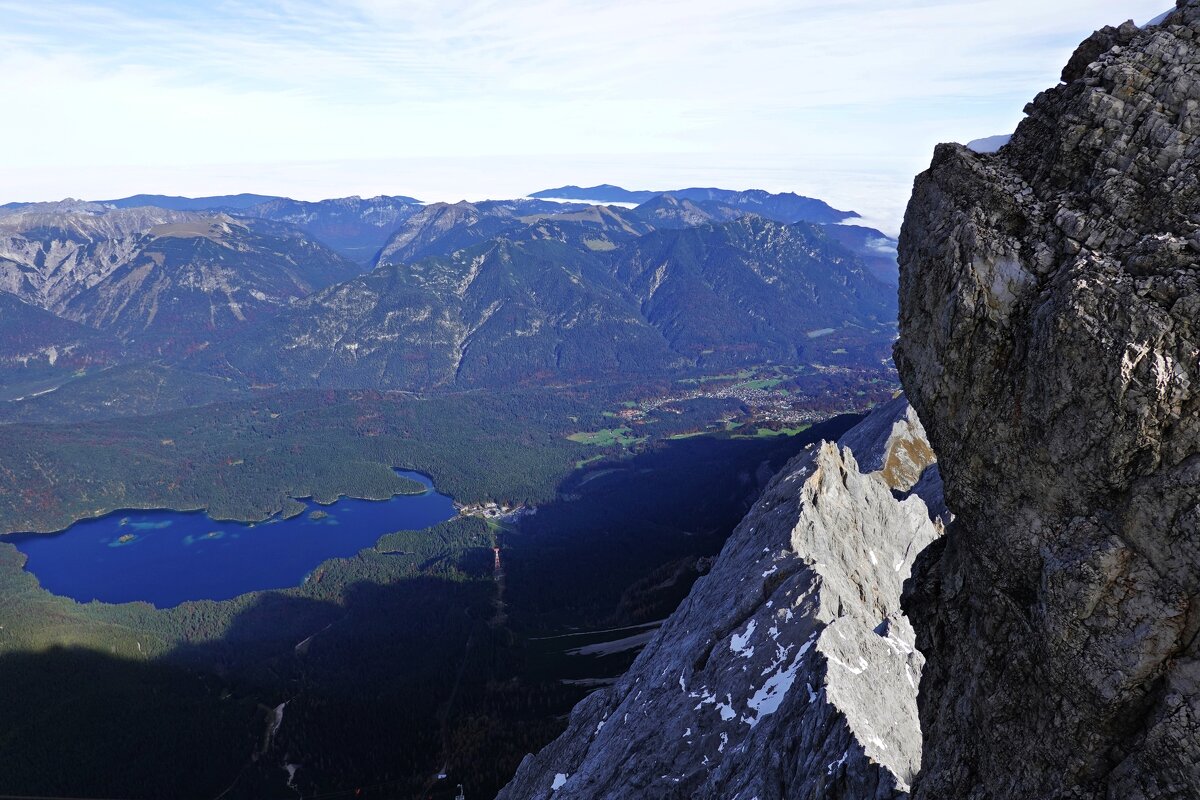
0 0 1170 235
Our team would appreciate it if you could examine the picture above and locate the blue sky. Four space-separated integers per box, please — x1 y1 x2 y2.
0 0 1171 232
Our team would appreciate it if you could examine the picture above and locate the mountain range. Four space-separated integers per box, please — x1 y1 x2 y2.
374 198 593 266
531 184 860 224
0 203 358 357
0 185 898 394
200 215 893 391
236 195 423 263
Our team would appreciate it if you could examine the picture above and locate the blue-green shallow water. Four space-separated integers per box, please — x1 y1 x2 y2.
2 470 456 608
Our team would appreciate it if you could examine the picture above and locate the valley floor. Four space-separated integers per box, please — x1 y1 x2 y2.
0 372 881 799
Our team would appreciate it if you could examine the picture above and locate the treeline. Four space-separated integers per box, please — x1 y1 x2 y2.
0 388 601 534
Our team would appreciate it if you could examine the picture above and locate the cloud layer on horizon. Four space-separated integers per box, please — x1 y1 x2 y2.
0 0 1170 230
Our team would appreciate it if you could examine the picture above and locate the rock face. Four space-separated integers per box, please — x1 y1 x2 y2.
895 4 1200 798
497 398 941 799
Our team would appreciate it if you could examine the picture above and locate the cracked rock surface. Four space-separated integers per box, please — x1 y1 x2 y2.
497 398 940 799
896 4 1200 798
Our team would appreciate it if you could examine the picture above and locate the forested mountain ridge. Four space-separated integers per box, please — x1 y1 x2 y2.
629 193 745 229
202 235 682 390
200 216 895 390
376 199 663 267
0 291 123 380
618 216 895 366
530 184 661 203
98 193 282 211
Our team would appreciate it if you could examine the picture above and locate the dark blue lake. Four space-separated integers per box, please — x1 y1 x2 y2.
2 471 456 608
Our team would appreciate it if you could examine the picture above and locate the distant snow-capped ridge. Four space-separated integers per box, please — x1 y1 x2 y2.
1145 8 1174 27
965 134 1012 154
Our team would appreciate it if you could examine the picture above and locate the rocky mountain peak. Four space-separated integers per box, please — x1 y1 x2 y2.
896 2 1200 796
497 398 941 799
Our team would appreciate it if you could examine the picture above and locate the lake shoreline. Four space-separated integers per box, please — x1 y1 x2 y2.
0 467 444 537
2 469 458 607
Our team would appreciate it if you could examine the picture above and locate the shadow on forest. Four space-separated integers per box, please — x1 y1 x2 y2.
0 413 863 800
0 571 496 800
504 413 862 633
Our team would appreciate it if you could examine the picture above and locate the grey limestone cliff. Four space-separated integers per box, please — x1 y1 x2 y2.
896 3 1200 797
497 397 941 799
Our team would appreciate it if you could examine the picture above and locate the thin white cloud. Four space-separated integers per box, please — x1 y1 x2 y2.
0 0 1171 231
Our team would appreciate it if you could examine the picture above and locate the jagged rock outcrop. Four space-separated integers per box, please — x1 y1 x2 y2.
497 398 941 799
896 4 1200 798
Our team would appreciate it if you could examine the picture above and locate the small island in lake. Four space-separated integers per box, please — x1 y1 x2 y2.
308 510 329 521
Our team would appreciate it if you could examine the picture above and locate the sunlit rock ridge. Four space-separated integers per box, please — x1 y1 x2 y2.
497 397 943 799
896 2 1200 797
